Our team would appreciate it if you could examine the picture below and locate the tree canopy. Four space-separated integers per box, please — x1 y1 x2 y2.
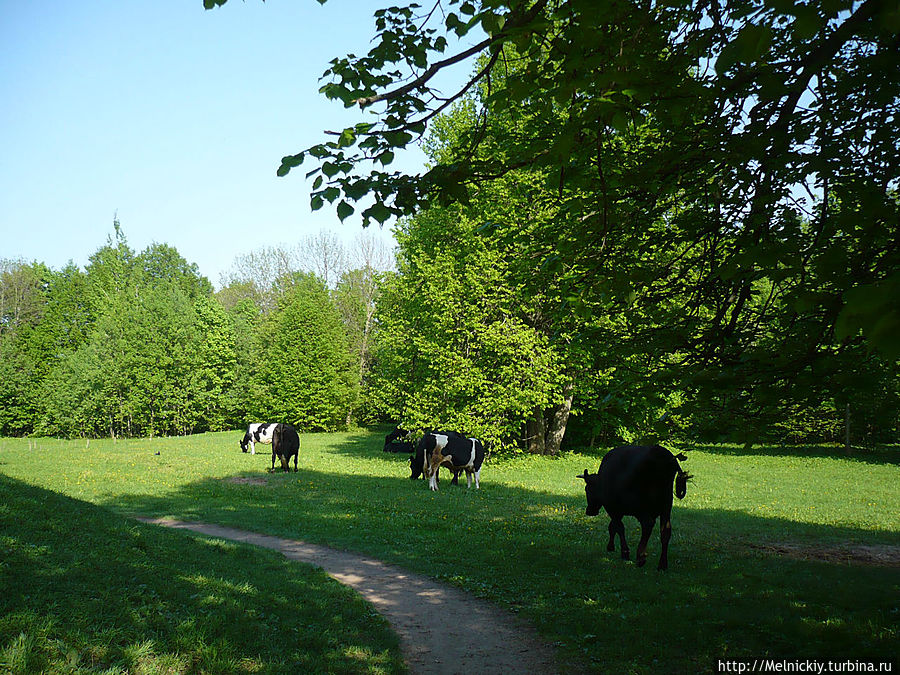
203 0 900 448
215 0 897 362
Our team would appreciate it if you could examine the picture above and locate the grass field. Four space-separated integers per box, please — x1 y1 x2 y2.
2 430 898 673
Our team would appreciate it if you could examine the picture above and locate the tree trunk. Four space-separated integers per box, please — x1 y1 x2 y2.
845 403 851 455
544 381 574 456
526 408 546 454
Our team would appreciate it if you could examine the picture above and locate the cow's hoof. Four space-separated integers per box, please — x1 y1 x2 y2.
636 556 647 568
607 543 616 552
657 563 668 571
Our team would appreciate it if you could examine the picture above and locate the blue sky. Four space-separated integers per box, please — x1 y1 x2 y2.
1 1 450 287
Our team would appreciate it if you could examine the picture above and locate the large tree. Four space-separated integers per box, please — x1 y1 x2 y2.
206 0 899 443
207 0 898 356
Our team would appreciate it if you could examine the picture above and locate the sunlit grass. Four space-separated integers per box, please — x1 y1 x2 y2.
1 431 898 673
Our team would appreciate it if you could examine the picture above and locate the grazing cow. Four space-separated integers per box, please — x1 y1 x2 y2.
271 423 300 473
383 426 414 453
240 423 279 455
418 432 485 491
578 444 691 571
409 431 465 485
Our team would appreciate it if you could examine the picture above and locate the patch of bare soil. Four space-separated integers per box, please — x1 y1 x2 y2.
224 477 268 486
137 518 558 675
749 542 900 567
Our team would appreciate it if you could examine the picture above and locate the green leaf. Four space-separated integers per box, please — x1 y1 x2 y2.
338 128 357 148
336 200 355 222
792 6 823 41
363 202 392 224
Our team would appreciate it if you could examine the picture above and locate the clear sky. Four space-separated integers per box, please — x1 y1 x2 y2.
0 1 444 287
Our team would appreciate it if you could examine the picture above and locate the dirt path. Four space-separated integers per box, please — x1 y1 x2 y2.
138 518 558 675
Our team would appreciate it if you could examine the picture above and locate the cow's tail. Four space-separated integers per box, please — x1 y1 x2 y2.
272 423 284 452
673 451 692 500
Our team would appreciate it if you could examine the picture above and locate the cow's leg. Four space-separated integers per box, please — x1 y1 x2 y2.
250 441 256 455
636 517 656 568
450 470 459 486
606 520 617 552
610 516 629 559
427 462 439 491
465 469 473 488
658 512 672 571
474 468 480 489
293 453 298 472
428 452 444 490
271 449 276 472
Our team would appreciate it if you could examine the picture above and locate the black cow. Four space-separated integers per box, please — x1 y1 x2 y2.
578 444 690 570
383 426 414 453
417 432 485 491
271 423 300 473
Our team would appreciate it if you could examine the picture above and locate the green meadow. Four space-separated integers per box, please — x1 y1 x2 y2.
2 430 898 673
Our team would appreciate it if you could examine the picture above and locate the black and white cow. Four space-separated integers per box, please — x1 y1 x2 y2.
409 430 465 485
578 444 691 571
383 426 414 453
271 423 300 473
419 432 485 491
240 423 278 455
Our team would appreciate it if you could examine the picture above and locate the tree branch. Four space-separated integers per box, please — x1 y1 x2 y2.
352 0 550 107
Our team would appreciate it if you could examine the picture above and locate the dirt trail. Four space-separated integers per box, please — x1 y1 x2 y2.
138 518 558 675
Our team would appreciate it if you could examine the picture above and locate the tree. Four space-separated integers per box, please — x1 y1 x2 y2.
251 273 358 431
333 232 395 424
0 259 49 435
296 229 348 289
0 259 47 338
370 206 565 447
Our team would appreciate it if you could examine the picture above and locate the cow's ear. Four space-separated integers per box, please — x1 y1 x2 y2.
577 470 588 481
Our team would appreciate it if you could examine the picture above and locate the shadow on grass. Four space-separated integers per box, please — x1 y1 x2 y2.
103 465 899 672
0 474 404 674
320 430 408 459
687 442 900 466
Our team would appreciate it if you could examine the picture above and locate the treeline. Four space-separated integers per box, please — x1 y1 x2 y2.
0 224 390 438
1 207 897 447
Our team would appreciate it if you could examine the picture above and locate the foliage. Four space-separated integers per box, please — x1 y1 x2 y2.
251 273 359 431
0 225 393 438
205 0 899 444
370 207 565 446
2 430 898 672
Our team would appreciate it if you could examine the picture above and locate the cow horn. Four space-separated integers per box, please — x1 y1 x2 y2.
577 469 589 480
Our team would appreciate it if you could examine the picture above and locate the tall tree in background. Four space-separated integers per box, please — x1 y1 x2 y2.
370 206 566 447
0 259 49 435
251 273 358 431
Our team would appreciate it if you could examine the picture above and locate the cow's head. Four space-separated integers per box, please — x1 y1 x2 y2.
577 469 602 516
675 469 692 500
409 454 424 480
239 433 250 453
